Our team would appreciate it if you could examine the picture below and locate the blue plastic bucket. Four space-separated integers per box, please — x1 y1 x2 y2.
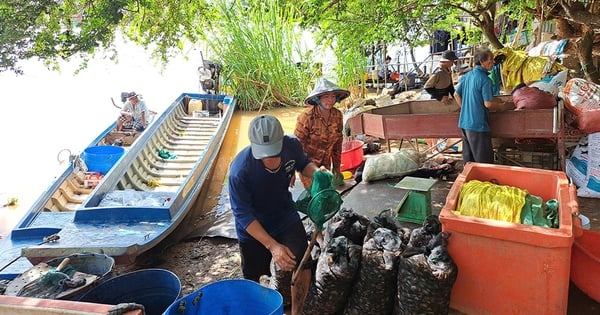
163 279 283 315
78 268 181 315
82 145 124 174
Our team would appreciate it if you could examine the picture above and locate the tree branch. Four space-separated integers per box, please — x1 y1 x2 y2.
560 0 600 28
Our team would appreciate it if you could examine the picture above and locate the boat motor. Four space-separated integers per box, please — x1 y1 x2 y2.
198 59 222 94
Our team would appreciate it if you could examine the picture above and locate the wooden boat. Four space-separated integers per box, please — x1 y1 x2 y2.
39 95 158 213
0 109 152 279
0 93 235 275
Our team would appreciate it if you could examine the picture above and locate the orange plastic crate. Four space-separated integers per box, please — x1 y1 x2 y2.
440 163 578 315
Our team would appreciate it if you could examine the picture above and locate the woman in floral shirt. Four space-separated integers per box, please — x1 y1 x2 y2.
294 77 350 188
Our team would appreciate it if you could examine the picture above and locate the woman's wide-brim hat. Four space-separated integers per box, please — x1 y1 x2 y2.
304 77 350 106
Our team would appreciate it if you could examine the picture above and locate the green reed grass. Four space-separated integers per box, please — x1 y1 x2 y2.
206 0 318 111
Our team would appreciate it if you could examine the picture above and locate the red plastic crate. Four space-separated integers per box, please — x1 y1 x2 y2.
340 140 364 171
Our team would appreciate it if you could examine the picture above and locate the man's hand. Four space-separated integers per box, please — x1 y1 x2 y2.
441 95 453 105
269 243 297 271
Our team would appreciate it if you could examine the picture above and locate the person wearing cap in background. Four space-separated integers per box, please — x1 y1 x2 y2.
116 91 148 131
229 115 325 315
294 77 350 188
424 50 459 105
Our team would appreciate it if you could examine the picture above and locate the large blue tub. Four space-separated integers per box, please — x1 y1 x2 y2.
163 279 283 315
78 268 181 315
82 145 125 174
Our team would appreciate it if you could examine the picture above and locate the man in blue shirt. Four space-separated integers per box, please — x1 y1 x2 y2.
229 115 322 315
454 48 508 164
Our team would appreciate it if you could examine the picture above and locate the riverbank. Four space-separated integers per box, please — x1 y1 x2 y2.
133 106 599 314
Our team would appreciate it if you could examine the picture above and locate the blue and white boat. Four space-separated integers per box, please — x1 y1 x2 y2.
0 93 235 278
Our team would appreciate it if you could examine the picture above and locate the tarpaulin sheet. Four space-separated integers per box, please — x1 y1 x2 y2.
494 47 566 92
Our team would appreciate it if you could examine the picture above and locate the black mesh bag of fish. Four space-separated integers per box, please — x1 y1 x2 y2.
372 208 412 244
343 226 404 315
301 235 362 315
406 215 442 248
324 207 370 246
261 260 293 308
395 233 458 315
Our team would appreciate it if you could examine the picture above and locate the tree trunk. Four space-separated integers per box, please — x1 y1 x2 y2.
479 14 504 49
409 47 425 76
578 27 600 84
555 18 579 39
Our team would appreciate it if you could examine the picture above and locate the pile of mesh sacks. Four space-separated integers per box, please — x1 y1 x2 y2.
264 209 458 315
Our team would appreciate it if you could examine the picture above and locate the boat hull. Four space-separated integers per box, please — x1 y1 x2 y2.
1 93 235 274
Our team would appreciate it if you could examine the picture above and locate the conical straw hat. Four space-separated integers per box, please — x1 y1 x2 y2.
304 77 350 106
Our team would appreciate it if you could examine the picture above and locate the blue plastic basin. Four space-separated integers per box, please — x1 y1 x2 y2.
82 145 125 174
163 279 283 315
78 268 181 315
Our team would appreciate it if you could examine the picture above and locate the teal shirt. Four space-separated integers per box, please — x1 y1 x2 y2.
456 65 494 132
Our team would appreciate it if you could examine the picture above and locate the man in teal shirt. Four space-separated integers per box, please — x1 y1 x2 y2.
454 48 508 164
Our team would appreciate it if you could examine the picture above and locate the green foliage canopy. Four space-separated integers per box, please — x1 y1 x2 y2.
3 0 600 97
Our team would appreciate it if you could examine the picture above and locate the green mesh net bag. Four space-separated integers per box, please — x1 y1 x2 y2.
294 171 342 231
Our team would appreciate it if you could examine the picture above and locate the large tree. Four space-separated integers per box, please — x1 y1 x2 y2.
2 0 599 87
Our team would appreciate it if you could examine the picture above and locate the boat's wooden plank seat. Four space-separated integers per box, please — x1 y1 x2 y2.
119 169 147 191
132 160 189 178
162 124 214 140
66 177 93 195
156 130 212 147
58 187 86 204
147 138 203 158
140 149 198 170
49 192 77 212
150 136 208 155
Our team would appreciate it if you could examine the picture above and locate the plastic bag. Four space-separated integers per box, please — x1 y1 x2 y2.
578 132 600 198
565 135 589 188
362 149 422 182
512 85 557 110
530 69 568 97
575 109 600 133
564 78 600 115
520 196 559 228
453 180 527 223
493 47 566 92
